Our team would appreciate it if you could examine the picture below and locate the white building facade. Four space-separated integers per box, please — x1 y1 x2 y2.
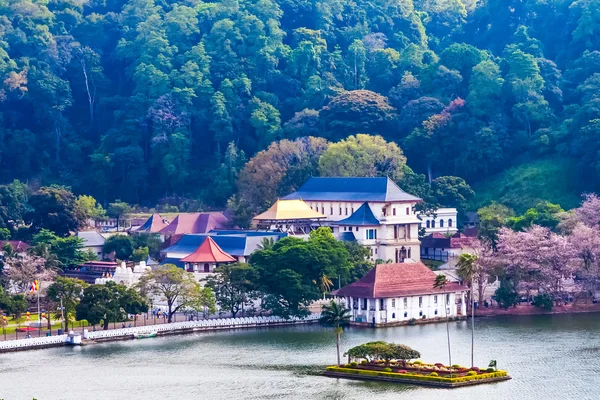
283 177 423 263
419 207 458 235
333 262 467 327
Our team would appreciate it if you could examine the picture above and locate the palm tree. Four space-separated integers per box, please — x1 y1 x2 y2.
433 274 452 377
456 253 478 368
317 274 333 299
320 300 351 366
257 237 275 251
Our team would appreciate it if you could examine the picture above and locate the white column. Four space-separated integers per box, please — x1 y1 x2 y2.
375 298 380 323
461 292 466 316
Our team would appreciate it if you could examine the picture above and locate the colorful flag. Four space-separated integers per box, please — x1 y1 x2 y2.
29 280 39 294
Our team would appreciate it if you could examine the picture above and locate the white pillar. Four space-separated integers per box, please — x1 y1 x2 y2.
375 298 380 323
461 292 466 316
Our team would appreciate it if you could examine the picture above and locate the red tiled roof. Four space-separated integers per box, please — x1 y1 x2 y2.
333 262 466 298
180 236 236 263
159 212 228 235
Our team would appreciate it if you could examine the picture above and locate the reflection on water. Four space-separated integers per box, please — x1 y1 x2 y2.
1 313 599 399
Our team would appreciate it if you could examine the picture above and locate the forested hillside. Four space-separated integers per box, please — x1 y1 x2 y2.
1 0 599 208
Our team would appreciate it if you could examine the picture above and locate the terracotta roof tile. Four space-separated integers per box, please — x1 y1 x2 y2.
180 236 236 263
334 262 467 298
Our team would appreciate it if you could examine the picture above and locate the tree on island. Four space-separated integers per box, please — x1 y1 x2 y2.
205 263 258 318
344 341 420 365
76 281 148 330
47 276 88 332
433 274 453 377
320 300 351 366
138 264 201 323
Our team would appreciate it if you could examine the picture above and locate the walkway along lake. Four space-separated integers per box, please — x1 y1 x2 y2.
1 313 599 400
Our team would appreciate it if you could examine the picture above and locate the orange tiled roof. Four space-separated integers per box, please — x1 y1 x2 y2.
180 236 236 263
333 262 466 298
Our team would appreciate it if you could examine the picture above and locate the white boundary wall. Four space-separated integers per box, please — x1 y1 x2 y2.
0 314 321 351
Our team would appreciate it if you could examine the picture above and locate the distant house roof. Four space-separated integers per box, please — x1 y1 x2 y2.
0 240 30 253
252 199 326 221
282 177 422 203
76 231 106 247
333 262 466 298
159 212 228 235
421 232 477 249
136 213 170 233
337 203 380 225
181 237 236 263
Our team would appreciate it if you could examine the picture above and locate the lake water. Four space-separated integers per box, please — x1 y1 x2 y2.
1 313 599 400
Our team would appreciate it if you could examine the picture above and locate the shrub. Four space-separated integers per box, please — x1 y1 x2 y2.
429 372 439 376
408 318 417 325
486 368 495 372
467 371 477 376
360 360 367 365
413 360 423 365
451 364 462 369
532 293 553 311
326 367 509 384
383 367 392 372
350 362 358 367
470 367 480 372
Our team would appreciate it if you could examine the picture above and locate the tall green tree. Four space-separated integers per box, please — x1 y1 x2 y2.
319 300 351 366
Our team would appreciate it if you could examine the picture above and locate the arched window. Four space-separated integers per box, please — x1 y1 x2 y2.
392 313 396 319
448 219 453 227
440 219 444 228
426 220 431 228
204 263 210 273
432 220 436 228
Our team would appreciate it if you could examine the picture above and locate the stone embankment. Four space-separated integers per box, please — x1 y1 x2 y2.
0 314 320 353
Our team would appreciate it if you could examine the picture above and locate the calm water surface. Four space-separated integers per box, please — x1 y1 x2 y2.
1 313 599 400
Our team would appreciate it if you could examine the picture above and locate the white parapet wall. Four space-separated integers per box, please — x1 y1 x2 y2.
0 314 321 351
0 334 69 351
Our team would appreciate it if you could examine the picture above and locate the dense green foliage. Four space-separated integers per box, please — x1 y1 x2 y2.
1 0 599 208
75 281 148 329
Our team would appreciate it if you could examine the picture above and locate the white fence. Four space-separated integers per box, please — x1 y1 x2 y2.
85 313 321 340
0 314 321 351
0 334 68 351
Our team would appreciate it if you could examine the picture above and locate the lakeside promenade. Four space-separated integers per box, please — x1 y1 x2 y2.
0 314 321 353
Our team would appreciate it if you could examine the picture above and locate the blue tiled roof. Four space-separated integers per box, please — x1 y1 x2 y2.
282 177 421 202
337 203 380 226
162 257 185 268
338 232 357 241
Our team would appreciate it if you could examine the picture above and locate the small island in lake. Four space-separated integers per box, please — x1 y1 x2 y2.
323 342 511 388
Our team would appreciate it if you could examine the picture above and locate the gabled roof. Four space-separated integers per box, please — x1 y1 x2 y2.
137 213 170 233
159 212 228 235
76 231 106 247
162 234 247 257
282 177 422 202
337 202 380 225
252 199 326 221
181 236 236 263
333 262 467 298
